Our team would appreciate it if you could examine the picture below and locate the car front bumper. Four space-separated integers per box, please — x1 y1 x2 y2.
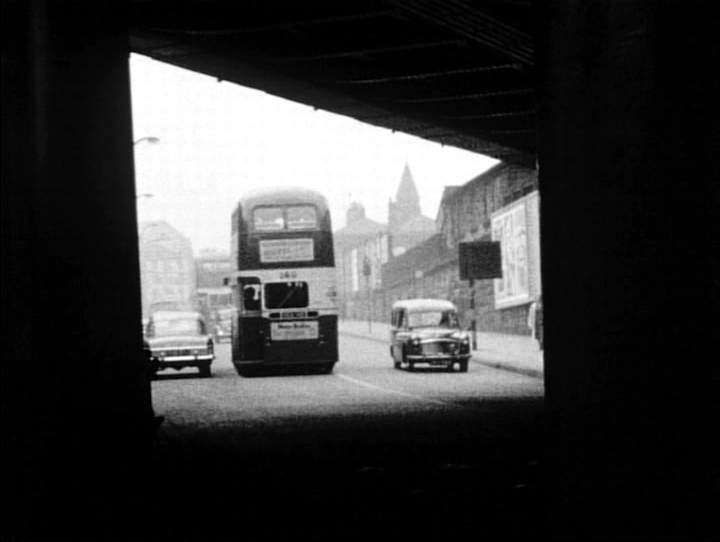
406 353 470 363
151 353 214 369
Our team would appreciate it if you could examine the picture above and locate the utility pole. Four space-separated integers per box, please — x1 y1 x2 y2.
363 256 372 332
469 278 477 350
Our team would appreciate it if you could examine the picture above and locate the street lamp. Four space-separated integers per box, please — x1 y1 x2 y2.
133 136 160 146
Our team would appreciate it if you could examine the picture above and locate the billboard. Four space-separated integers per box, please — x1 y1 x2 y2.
492 192 541 309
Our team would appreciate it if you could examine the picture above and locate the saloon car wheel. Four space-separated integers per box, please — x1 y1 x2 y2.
458 360 469 373
198 363 212 378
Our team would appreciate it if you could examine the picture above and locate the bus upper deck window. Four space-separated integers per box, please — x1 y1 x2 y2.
253 207 284 231
286 205 317 230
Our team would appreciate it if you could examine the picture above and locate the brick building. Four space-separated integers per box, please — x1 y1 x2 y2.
381 163 541 335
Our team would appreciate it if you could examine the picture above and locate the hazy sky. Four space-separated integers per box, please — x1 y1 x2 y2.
130 53 498 253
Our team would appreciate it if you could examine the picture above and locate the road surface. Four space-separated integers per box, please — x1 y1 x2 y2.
143 333 545 540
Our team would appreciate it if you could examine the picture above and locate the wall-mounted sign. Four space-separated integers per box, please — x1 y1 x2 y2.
458 241 502 280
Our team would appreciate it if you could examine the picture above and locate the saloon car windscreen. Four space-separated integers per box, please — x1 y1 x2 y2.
407 311 459 328
153 319 203 337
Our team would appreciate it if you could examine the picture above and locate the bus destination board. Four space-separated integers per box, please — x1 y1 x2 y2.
260 238 314 263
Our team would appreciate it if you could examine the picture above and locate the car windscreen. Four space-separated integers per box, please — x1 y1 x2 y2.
264 281 309 309
152 318 203 337
407 310 458 328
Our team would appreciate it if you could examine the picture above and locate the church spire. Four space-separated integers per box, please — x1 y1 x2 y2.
395 162 421 216
388 162 423 235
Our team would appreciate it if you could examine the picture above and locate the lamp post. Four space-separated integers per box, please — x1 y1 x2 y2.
133 136 160 146
133 137 158 215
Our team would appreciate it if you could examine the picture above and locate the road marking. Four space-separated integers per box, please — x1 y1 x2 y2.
336 374 449 406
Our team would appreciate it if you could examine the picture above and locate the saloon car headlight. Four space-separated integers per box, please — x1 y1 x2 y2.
451 331 469 342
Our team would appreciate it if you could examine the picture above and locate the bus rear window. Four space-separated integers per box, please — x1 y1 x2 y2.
264 282 309 309
286 205 317 229
253 207 284 231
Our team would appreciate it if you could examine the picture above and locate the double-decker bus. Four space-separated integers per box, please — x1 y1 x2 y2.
227 187 338 375
194 250 233 340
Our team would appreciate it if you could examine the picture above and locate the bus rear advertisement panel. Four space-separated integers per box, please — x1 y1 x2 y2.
270 320 319 341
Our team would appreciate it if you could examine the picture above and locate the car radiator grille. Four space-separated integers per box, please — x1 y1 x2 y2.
157 349 192 357
421 342 456 355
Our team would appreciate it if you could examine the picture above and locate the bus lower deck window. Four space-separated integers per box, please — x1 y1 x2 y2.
264 281 309 309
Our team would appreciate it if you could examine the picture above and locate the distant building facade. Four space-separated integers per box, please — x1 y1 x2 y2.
381 163 541 334
138 220 196 319
333 202 389 318
334 164 437 320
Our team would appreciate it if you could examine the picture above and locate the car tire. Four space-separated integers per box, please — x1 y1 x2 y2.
458 360 469 373
401 347 413 371
318 362 335 375
198 363 212 378
391 346 401 369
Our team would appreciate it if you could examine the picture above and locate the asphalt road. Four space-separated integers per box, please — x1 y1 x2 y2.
141 334 545 541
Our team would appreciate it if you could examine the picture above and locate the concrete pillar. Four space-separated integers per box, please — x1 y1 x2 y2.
537 2 715 539
3 1 153 537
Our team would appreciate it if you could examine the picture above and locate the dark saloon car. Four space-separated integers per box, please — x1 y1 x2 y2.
390 299 471 372
144 311 215 377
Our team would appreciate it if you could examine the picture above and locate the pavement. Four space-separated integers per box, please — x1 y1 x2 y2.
339 318 543 379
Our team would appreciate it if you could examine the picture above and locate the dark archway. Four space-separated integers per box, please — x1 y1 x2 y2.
3 2 715 540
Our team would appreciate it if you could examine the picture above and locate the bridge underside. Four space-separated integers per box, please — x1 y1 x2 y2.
3 2 715 540
129 1 536 167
